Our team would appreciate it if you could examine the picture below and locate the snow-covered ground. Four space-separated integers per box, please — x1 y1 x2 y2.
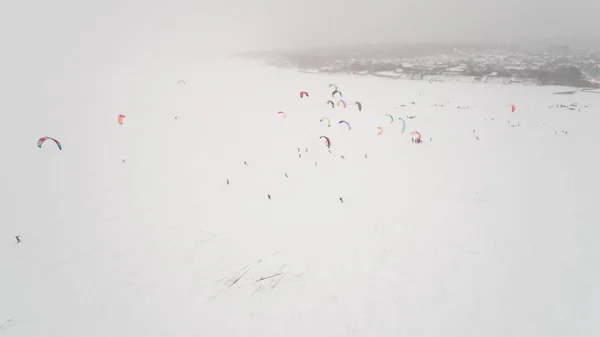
1 58 599 337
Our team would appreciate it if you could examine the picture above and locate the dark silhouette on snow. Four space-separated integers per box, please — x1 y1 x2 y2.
339 197 344 203
227 179 230 185
268 194 271 200
244 161 247 165
15 235 21 244
284 173 288 178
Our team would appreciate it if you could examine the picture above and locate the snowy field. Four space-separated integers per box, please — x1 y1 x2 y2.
1 58 599 337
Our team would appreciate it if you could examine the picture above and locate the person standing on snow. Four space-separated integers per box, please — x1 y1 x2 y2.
339 197 344 203
15 235 21 244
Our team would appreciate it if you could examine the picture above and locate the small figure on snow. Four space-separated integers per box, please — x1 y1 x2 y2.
227 179 230 185
122 159 126 163
298 153 302 159
284 173 288 178
244 161 247 166
268 194 272 200
365 154 368 159
341 155 346 160
339 197 344 203
305 148 308 153
15 235 21 244
476 136 480 140
315 162 318 167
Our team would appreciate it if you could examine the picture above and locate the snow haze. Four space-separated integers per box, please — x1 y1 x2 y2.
2 0 600 59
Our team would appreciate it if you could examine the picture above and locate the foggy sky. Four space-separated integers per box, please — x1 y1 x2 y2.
1 0 599 71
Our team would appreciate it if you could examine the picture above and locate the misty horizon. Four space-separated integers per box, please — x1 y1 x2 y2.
2 0 599 64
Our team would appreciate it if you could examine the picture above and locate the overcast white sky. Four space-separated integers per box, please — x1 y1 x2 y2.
1 0 599 72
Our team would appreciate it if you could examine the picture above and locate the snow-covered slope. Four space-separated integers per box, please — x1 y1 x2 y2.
1 59 599 337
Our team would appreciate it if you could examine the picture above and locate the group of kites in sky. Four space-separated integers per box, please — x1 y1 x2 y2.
279 83 423 148
36 82 518 152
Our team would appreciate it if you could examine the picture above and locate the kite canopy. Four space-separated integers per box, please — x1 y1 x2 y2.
278 111 287 119
118 114 126 125
377 126 383 136
336 99 347 108
398 118 406 134
332 90 343 98
510 104 516 112
355 101 362 111
320 136 331 148
327 100 335 108
385 114 394 124
178 80 186 85
38 137 62 150
338 120 351 131
320 117 331 127
300 91 309 98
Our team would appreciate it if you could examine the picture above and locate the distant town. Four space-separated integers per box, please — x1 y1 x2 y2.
239 44 600 88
